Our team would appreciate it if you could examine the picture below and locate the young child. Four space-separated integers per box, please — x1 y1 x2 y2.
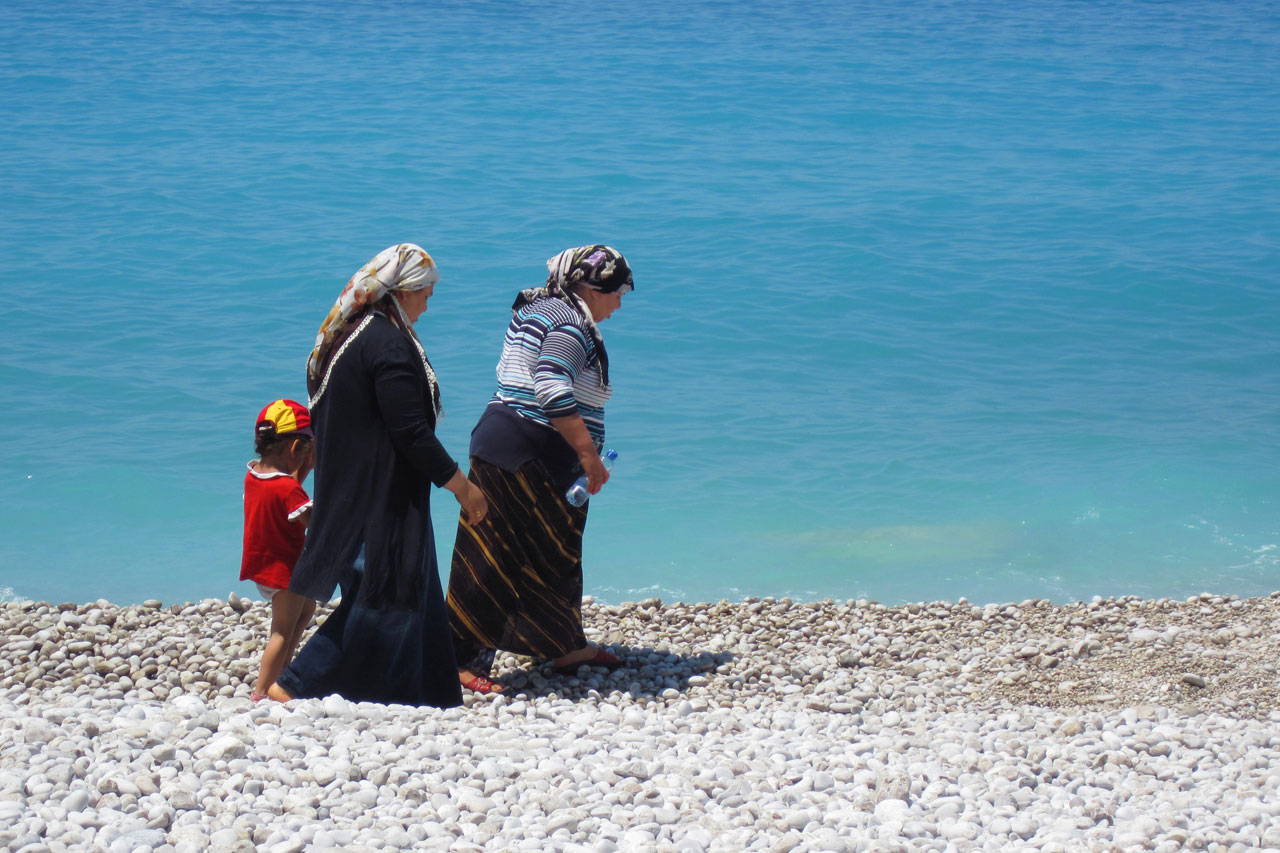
240 399 317 702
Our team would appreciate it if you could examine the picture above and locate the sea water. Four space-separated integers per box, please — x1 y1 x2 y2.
2 0 1277 607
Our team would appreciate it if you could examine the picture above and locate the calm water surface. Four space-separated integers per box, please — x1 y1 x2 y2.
1 0 1277 606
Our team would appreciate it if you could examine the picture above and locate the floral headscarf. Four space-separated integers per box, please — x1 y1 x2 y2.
513 245 633 387
306 243 442 414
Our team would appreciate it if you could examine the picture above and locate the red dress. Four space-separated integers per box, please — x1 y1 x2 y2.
240 464 311 590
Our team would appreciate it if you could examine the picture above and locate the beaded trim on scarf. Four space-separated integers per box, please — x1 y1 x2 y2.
307 311 443 421
309 313 373 410
388 297 443 422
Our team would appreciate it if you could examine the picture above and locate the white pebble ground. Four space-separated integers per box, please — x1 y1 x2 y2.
3 592 1280 852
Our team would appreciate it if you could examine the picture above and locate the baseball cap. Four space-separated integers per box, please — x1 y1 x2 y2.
256 399 313 438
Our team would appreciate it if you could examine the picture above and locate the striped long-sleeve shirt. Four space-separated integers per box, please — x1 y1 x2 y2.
492 296 612 446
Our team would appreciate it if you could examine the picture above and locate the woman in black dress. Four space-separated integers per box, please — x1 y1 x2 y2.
269 243 486 707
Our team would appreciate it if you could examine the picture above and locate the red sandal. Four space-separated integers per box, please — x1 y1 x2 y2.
460 672 503 694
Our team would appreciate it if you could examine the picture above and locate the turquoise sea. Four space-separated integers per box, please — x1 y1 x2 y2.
2 0 1277 608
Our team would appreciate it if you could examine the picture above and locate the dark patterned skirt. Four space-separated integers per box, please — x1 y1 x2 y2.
447 457 588 676
275 526 463 709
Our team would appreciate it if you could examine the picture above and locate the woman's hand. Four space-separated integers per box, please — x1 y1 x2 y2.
446 469 488 525
578 449 611 494
550 413 610 494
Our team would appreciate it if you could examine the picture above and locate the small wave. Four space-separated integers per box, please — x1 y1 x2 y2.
1230 543 1280 571
1073 507 1100 524
591 582 691 605
0 586 20 604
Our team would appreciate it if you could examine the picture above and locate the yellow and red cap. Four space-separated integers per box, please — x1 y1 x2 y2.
256 399 312 438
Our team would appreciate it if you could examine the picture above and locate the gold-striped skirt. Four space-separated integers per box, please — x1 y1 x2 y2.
446 457 588 674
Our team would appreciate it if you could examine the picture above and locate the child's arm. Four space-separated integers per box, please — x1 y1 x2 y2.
286 489 312 532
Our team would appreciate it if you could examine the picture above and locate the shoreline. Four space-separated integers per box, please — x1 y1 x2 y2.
3 592 1280 851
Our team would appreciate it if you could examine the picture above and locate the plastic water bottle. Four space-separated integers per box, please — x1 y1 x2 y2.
566 449 618 506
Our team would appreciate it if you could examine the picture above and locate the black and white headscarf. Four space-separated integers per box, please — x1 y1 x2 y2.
512 245 633 386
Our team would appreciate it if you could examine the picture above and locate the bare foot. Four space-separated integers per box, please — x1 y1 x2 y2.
552 644 598 669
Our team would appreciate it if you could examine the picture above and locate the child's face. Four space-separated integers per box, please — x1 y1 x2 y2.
291 437 314 468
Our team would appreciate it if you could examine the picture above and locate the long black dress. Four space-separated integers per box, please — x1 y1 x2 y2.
278 310 462 708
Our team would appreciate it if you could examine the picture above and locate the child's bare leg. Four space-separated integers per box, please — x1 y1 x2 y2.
285 598 317 661
254 590 309 699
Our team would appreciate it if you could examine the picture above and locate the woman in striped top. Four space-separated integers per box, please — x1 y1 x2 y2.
446 245 634 694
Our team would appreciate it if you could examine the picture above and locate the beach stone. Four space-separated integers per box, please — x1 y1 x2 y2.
311 764 337 787
1181 673 1207 688
617 829 653 849
98 776 139 797
545 811 582 834
1010 817 1037 840
874 799 910 823
115 828 166 849
771 831 803 852
200 736 248 761
170 826 210 849
475 760 504 781
266 838 305 853
166 790 198 811
618 761 651 781
209 826 241 847
654 807 681 825
61 791 89 813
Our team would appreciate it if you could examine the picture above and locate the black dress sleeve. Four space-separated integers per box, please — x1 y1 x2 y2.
369 328 460 488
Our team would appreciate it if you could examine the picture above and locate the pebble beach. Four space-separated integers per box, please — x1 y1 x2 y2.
3 591 1280 853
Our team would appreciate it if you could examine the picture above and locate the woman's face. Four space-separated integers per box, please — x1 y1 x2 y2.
581 288 624 322
394 284 434 323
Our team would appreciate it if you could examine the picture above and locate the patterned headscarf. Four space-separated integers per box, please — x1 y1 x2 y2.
306 243 442 414
546 245 634 296
513 245 633 387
